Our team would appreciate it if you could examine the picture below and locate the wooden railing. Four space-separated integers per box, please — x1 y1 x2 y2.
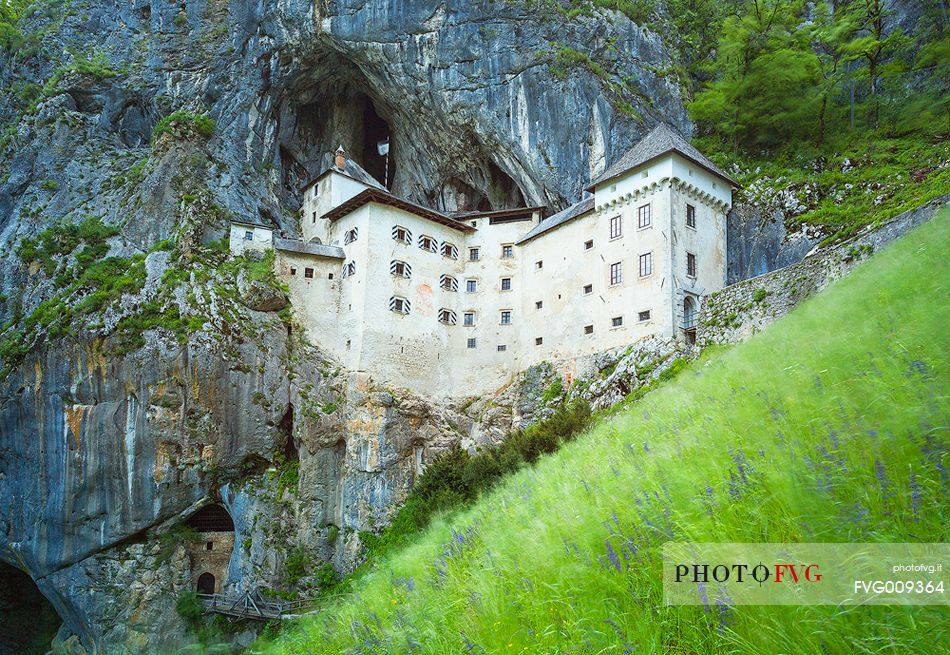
198 589 316 621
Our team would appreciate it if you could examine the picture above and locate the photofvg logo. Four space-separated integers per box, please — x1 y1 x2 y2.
662 543 947 606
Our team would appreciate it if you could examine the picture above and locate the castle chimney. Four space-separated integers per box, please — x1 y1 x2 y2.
334 146 346 170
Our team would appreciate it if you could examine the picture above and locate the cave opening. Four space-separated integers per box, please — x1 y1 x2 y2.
278 404 297 461
0 563 63 655
358 95 393 189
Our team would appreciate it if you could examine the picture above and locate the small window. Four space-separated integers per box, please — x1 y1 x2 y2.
304 267 314 279
497 345 507 352
328 273 333 280
467 338 477 349
501 277 511 291
244 230 253 241
584 239 593 250
535 337 543 346
342 261 356 278
391 259 412 279
609 215 622 239
638 204 651 229
440 275 459 292
419 235 437 252
611 316 623 327
609 261 622 286
500 310 512 325
639 252 652 277
641 170 648 179
583 284 593 295
206 541 213 551
390 296 410 314
466 279 477 293
686 204 696 228
535 260 543 269
469 247 480 261
392 225 412 245
439 308 457 325
290 267 297 276
638 310 651 322
463 312 475 326
535 300 543 309
501 244 513 259
441 242 458 259
344 227 359 244
584 324 594 335
470 221 477 228
687 252 697 278
312 211 316 224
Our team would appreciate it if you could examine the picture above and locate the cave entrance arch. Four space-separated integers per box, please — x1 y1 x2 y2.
0 562 63 654
196 572 216 594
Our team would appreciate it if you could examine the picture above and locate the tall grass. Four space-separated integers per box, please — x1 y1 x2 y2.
259 212 949 654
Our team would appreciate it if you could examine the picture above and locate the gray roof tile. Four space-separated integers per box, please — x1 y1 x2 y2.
274 237 345 259
516 196 594 244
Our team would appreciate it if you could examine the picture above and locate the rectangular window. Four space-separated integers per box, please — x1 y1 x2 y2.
609 261 622 286
290 267 297 276
501 277 511 291
609 215 622 239
466 279 477 293
500 310 511 325
584 324 594 335
464 312 475 326
638 204 651 228
639 252 653 277
584 239 593 250
686 204 696 228
467 338 476 349
244 230 253 240
535 300 543 309
535 260 543 269
501 244 513 259
535 337 543 346
312 211 316 224
638 310 651 322
687 252 697 277
304 268 314 279
497 345 507 352
469 248 480 261
583 284 593 295
611 316 623 327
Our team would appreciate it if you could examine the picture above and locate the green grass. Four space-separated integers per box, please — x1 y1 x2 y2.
258 211 949 654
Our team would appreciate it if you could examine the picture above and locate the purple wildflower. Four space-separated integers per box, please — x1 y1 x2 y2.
605 539 622 572
697 581 710 612
909 471 921 521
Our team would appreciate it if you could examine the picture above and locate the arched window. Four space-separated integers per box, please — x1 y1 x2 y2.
344 227 358 245
197 572 216 594
342 261 356 278
418 234 437 253
438 309 457 325
392 225 412 245
441 241 458 259
390 296 411 314
440 275 458 292
390 260 412 279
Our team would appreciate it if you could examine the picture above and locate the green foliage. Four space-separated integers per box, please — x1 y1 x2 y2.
175 591 205 626
540 377 564 403
152 109 216 145
752 287 768 303
285 545 312 586
263 214 950 655
326 525 339 545
157 524 201 565
18 216 120 276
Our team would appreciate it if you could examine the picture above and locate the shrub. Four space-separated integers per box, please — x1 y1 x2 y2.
752 287 769 303
285 545 312 585
152 109 215 144
175 591 204 625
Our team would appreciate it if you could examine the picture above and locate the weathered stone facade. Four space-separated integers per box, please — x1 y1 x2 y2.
698 194 949 347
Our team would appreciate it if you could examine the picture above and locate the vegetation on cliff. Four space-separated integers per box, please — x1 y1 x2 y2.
259 215 949 653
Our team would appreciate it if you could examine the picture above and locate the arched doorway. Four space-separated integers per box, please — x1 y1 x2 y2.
0 562 63 654
196 572 216 594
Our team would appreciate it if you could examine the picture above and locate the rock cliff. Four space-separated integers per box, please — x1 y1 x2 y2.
0 1 694 652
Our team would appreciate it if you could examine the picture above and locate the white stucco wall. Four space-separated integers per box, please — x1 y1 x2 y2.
228 224 273 255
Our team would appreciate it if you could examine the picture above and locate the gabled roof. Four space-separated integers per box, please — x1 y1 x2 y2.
320 188 476 233
450 206 547 220
516 196 594 245
586 123 738 191
300 153 387 193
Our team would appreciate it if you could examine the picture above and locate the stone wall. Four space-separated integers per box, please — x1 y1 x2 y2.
698 194 948 347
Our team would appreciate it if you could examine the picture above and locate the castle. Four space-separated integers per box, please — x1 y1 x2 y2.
230 124 736 398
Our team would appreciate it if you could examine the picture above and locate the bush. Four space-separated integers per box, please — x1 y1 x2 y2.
152 109 215 144
175 591 204 625
285 545 312 585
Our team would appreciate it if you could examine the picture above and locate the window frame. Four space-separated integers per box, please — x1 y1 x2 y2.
440 274 459 292
500 310 512 325
584 239 594 250
686 251 697 278
469 247 480 261
466 279 477 293
418 234 438 253
244 230 253 241
501 244 513 259
467 337 477 349
638 203 651 229
392 225 412 245
390 259 412 279
441 241 459 260
304 267 314 279
609 214 622 240
344 227 359 245
609 261 623 287
638 252 653 278
638 310 651 322
611 315 624 328
686 204 696 229
584 324 594 335
463 311 476 326
389 296 411 315
438 308 457 325
501 277 511 291
583 283 593 295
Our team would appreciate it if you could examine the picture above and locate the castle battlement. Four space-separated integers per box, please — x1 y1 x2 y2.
229 127 736 399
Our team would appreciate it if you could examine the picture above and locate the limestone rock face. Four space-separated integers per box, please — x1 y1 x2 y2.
0 1 691 652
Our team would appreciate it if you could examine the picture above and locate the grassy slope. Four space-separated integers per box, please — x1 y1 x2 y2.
260 212 949 654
